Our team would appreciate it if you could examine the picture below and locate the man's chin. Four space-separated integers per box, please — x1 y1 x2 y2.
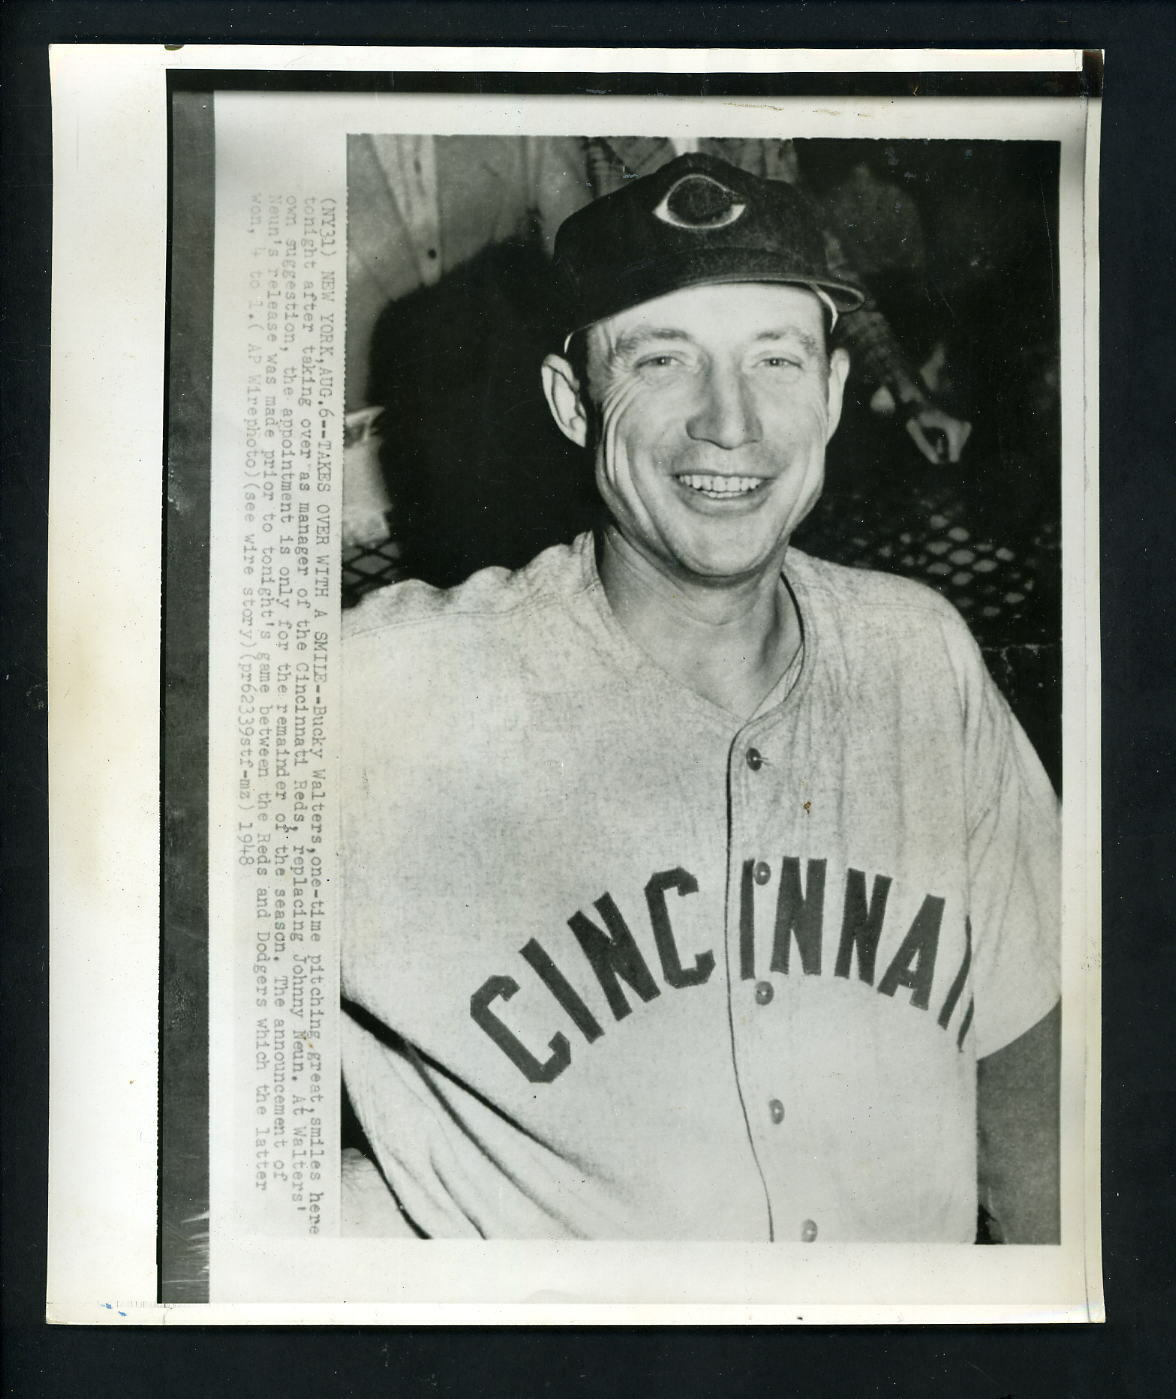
666 540 791 588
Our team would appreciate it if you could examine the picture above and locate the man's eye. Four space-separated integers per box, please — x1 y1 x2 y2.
637 355 681 370
759 356 802 371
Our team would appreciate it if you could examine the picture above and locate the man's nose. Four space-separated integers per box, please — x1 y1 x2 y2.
685 366 762 449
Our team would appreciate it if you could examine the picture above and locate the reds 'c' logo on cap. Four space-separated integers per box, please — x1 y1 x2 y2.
653 172 747 230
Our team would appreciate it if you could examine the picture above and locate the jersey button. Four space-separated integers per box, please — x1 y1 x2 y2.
745 747 763 771
800 1218 819 1242
753 860 771 885
768 1098 785 1124
754 980 774 1005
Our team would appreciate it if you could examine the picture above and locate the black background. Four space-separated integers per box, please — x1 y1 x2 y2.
3 3 1173 1396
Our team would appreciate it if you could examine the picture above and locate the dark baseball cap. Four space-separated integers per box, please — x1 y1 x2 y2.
553 152 866 337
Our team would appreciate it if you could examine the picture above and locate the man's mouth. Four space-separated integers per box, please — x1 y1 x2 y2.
675 473 767 500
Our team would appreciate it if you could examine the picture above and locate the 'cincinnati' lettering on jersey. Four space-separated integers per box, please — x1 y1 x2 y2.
470 857 975 1083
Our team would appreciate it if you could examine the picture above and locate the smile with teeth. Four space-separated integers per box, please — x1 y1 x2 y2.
676 472 767 499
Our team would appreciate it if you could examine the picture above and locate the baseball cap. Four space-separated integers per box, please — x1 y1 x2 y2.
553 152 866 338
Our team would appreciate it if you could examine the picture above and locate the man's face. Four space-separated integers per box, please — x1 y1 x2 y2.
568 282 848 587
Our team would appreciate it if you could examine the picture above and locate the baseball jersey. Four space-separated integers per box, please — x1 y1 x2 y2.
341 532 1059 1242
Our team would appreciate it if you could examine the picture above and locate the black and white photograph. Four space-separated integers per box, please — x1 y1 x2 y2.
45 46 1102 1323
337 133 1062 1246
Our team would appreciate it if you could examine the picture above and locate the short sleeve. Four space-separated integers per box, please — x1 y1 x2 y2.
953 625 1061 1059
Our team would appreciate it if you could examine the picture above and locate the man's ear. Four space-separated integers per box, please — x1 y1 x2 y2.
541 354 590 449
824 347 851 443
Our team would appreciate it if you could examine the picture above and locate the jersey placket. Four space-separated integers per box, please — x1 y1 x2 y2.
723 718 821 1245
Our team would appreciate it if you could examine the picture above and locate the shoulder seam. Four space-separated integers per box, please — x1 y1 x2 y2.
344 572 596 641
797 558 959 619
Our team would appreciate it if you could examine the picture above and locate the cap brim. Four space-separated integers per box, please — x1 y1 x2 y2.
563 248 866 338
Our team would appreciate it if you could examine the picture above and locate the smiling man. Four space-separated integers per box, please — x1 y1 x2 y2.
340 155 1060 1243
543 279 847 720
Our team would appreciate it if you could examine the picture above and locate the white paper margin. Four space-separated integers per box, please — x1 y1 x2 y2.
46 43 1102 1326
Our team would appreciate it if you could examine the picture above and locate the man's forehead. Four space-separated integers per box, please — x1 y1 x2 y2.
589 281 829 352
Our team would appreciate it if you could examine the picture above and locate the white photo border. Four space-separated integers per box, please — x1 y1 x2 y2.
46 44 1102 1325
